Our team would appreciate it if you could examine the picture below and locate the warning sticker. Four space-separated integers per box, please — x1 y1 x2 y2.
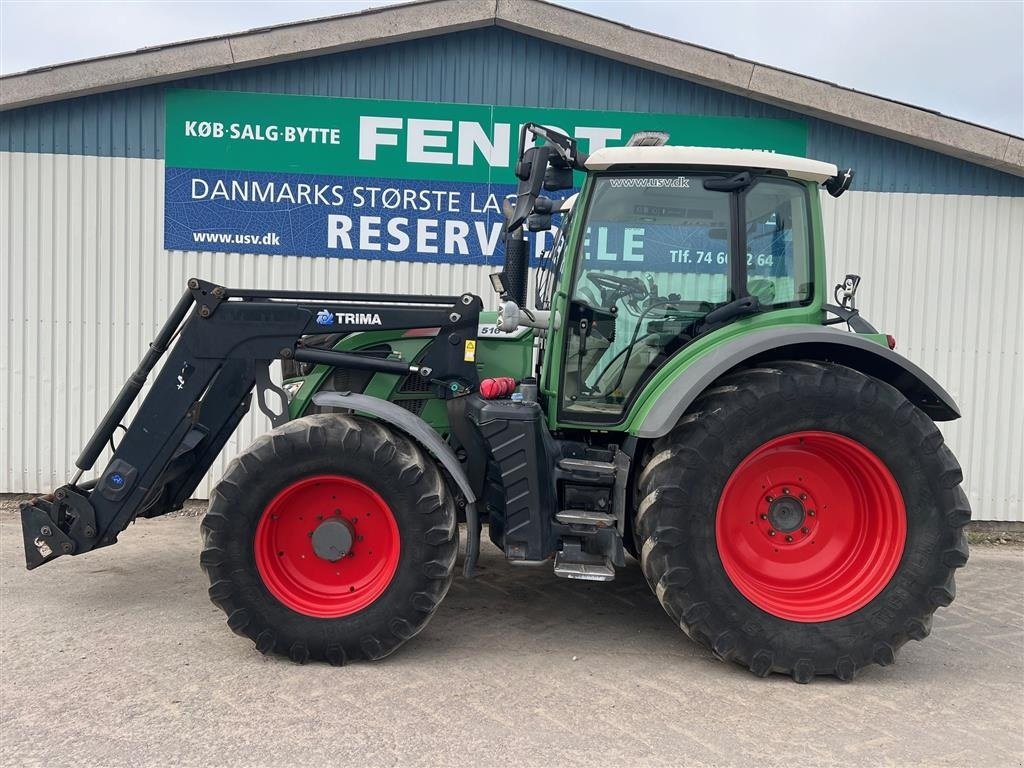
464 339 477 362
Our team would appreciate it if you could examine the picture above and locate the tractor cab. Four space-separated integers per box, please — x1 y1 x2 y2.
495 125 853 431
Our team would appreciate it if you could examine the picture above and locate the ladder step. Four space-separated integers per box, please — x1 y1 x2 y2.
553 552 615 582
556 510 616 528
557 458 616 477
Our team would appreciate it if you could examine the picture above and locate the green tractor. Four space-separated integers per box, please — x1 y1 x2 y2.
20 125 969 682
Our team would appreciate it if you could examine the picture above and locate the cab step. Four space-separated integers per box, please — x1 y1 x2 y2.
553 537 616 581
557 457 616 481
553 552 615 581
555 509 616 528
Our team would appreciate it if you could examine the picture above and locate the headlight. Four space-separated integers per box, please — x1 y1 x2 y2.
281 380 305 401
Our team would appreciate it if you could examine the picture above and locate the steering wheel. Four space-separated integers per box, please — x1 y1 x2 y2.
585 272 651 309
587 272 647 294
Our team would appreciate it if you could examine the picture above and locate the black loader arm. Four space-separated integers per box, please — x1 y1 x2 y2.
20 279 482 570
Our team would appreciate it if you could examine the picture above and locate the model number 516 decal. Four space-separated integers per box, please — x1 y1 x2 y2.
478 324 531 339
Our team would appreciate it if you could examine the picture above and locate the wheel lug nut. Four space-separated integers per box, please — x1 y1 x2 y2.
782 488 790 495
785 535 794 542
765 495 774 503
808 510 815 517
799 493 807 501
768 529 776 536
759 514 768 520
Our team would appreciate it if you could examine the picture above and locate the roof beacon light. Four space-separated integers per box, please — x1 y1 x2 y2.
626 131 670 147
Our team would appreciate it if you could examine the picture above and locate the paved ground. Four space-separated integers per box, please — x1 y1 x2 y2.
1 509 1022 768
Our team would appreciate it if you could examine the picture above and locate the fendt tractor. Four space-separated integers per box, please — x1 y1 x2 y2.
20 124 970 683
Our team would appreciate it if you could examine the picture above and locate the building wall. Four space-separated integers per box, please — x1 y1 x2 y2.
2 27 1022 519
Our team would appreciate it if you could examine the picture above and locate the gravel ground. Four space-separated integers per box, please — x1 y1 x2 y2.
1 498 1022 768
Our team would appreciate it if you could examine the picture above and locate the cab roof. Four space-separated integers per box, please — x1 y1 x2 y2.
584 146 838 183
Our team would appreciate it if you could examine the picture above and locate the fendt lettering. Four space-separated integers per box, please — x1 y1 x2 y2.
19 122 967 683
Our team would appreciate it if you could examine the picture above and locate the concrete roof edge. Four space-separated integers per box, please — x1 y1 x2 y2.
0 0 497 111
1 0 1020 178
495 0 1023 178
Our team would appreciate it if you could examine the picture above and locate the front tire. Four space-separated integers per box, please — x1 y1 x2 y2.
634 360 970 682
201 414 457 664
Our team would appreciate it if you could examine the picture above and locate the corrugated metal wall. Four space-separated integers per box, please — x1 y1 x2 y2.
0 151 500 500
3 150 1021 518
2 25 1022 520
821 192 1024 522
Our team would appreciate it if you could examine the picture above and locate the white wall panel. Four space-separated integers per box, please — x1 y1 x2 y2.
2 151 1022 519
821 190 1024 522
0 152 502 500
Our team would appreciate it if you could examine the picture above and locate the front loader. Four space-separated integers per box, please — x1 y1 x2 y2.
19 124 970 682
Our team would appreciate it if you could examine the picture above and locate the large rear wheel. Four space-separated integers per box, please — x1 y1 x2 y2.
635 360 970 682
201 414 457 664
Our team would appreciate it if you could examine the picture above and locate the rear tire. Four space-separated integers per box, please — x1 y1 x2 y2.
201 414 457 664
634 360 970 682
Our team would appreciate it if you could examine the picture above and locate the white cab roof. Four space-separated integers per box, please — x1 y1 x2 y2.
584 146 838 183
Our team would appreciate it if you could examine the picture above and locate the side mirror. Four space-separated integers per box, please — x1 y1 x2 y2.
508 145 551 231
543 165 574 191
527 213 553 232
825 168 854 198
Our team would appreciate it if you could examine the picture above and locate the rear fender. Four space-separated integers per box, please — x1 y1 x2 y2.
633 326 960 439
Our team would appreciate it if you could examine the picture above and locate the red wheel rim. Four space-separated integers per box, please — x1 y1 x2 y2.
254 475 400 618
716 431 906 622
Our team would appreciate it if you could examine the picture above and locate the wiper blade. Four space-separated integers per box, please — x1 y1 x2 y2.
703 296 761 325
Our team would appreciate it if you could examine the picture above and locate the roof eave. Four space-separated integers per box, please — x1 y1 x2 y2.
1 0 1020 178
494 0 1023 177
0 0 497 111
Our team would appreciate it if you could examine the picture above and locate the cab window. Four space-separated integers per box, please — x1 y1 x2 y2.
560 172 812 422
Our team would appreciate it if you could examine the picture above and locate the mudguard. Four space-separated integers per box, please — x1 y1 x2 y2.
311 391 480 576
634 325 960 438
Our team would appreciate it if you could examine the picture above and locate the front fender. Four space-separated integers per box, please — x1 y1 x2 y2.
631 326 960 439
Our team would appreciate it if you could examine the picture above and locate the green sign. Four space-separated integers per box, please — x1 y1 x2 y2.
165 89 806 181
163 89 807 263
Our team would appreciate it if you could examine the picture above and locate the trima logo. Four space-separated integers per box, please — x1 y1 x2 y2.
316 310 384 326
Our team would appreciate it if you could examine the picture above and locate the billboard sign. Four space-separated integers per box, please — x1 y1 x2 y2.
163 89 807 266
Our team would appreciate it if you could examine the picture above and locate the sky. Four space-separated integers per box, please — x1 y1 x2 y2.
1 0 1021 136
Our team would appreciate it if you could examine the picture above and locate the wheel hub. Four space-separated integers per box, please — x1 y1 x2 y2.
757 484 818 543
311 517 355 562
767 494 805 533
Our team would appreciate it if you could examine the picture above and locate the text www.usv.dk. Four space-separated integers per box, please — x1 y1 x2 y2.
192 231 282 246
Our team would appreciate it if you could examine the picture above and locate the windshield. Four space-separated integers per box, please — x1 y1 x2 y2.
561 172 812 421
